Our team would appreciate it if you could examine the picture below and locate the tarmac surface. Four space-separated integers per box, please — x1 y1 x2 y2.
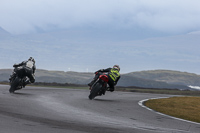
0 85 200 133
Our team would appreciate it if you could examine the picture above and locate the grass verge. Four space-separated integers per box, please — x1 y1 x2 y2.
144 97 200 123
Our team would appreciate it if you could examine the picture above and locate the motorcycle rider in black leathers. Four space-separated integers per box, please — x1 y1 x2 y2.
88 65 121 92
9 57 36 92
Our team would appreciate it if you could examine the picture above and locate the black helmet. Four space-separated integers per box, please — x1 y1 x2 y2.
113 65 120 71
28 57 35 63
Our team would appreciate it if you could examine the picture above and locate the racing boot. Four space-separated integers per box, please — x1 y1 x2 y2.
23 79 31 88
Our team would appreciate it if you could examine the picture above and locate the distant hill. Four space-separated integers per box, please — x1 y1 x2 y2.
126 70 200 86
117 75 190 90
0 69 12 81
0 69 94 84
35 69 93 84
1 69 198 90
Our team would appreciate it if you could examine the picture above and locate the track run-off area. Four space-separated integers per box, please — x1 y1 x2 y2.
0 85 200 133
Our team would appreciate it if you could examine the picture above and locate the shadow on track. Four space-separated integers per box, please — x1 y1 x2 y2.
12 92 34 96
94 98 116 102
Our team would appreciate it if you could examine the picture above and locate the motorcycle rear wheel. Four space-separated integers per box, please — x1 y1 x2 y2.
88 82 102 100
9 77 20 93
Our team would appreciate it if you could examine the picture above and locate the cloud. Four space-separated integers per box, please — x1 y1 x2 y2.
1 0 200 34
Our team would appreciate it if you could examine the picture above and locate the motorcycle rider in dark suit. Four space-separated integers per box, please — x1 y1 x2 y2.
88 65 121 92
10 57 36 91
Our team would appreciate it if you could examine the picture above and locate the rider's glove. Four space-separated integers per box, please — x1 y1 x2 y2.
95 71 98 75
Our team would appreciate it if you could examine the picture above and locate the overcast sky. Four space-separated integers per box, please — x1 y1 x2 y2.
1 0 200 35
1 0 200 74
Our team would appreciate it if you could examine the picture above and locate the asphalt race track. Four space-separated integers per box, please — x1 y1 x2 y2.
0 85 200 133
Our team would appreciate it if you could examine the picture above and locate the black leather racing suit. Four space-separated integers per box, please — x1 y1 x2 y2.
13 60 36 84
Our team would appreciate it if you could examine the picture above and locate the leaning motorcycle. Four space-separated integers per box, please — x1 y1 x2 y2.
88 73 109 100
9 67 27 93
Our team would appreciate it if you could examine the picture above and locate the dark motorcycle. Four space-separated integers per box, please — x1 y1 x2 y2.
9 68 27 93
88 73 109 100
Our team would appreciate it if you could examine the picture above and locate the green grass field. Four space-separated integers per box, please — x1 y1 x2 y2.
144 97 200 123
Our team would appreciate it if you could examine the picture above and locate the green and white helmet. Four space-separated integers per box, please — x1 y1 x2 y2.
113 65 120 71
28 57 35 63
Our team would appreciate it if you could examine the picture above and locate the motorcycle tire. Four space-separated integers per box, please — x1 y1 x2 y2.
88 82 102 100
9 77 21 93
